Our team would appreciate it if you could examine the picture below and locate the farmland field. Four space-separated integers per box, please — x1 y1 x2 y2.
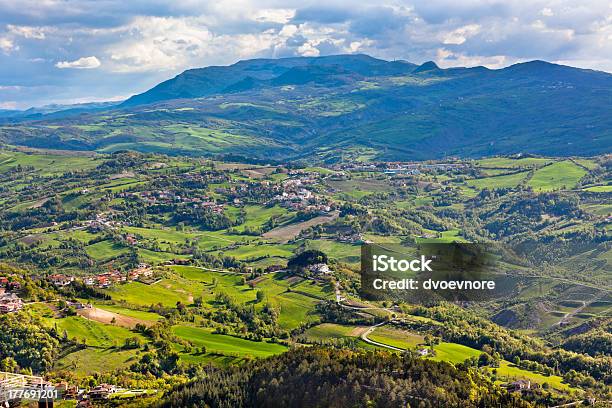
172 326 288 357
303 323 366 340
304 239 361 264
0 145 607 405
368 327 425 350
475 157 552 168
584 185 612 193
43 315 145 348
495 361 573 391
53 348 141 376
428 342 482 364
466 171 528 189
103 280 197 307
528 161 587 191
263 211 339 243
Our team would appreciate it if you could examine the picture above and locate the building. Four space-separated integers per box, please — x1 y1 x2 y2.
309 263 331 275
88 384 117 399
506 380 531 392
49 274 74 287
129 264 153 281
0 293 23 313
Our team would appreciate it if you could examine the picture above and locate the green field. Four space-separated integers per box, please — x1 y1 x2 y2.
107 267 329 329
303 323 361 340
92 303 163 322
172 325 288 358
475 157 552 169
328 177 392 199
466 171 529 190
105 277 206 307
0 150 100 175
232 205 292 233
584 185 612 192
123 225 248 252
428 342 482 364
220 243 296 260
528 161 587 191
495 361 572 391
304 239 361 264
54 348 140 376
368 327 424 350
44 315 145 348
359 325 574 392
85 240 130 261
416 229 466 243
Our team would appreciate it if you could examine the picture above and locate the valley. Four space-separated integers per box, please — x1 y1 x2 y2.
0 146 609 406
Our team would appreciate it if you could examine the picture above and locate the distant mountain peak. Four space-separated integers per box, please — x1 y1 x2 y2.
413 61 441 73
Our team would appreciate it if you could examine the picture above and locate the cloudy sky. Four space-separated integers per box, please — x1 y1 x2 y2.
1 0 611 109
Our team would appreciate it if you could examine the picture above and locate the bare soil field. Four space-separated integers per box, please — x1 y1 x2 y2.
77 307 152 328
263 211 340 243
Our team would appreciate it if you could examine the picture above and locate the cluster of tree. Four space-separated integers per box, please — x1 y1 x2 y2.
411 304 611 386
209 292 281 339
287 249 327 270
479 192 583 238
172 206 236 231
561 325 612 357
316 301 375 326
159 347 533 408
0 312 60 373
0 199 81 231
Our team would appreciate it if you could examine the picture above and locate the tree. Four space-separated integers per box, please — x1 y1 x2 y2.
124 337 143 349
478 352 495 367
287 250 328 270
0 357 18 372
256 290 265 303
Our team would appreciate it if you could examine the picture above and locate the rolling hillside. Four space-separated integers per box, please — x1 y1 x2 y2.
1 54 610 161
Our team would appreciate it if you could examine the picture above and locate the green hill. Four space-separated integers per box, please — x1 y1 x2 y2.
1 54 611 161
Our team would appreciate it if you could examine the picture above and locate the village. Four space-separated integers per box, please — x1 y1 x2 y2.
331 161 467 174
48 262 156 290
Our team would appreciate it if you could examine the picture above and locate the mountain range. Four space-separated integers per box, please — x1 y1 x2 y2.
1 54 610 162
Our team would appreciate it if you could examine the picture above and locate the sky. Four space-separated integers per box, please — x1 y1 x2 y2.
0 0 611 109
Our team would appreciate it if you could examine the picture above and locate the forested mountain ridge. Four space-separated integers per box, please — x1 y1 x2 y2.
1 54 610 161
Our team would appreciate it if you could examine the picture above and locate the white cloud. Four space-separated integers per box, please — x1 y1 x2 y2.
252 8 295 24
1 0 612 108
540 8 554 17
297 41 320 57
55 56 101 69
7 24 48 39
0 37 15 53
442 24 481 45
104 16 336 73
107 16 215 72
436 47 510 69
